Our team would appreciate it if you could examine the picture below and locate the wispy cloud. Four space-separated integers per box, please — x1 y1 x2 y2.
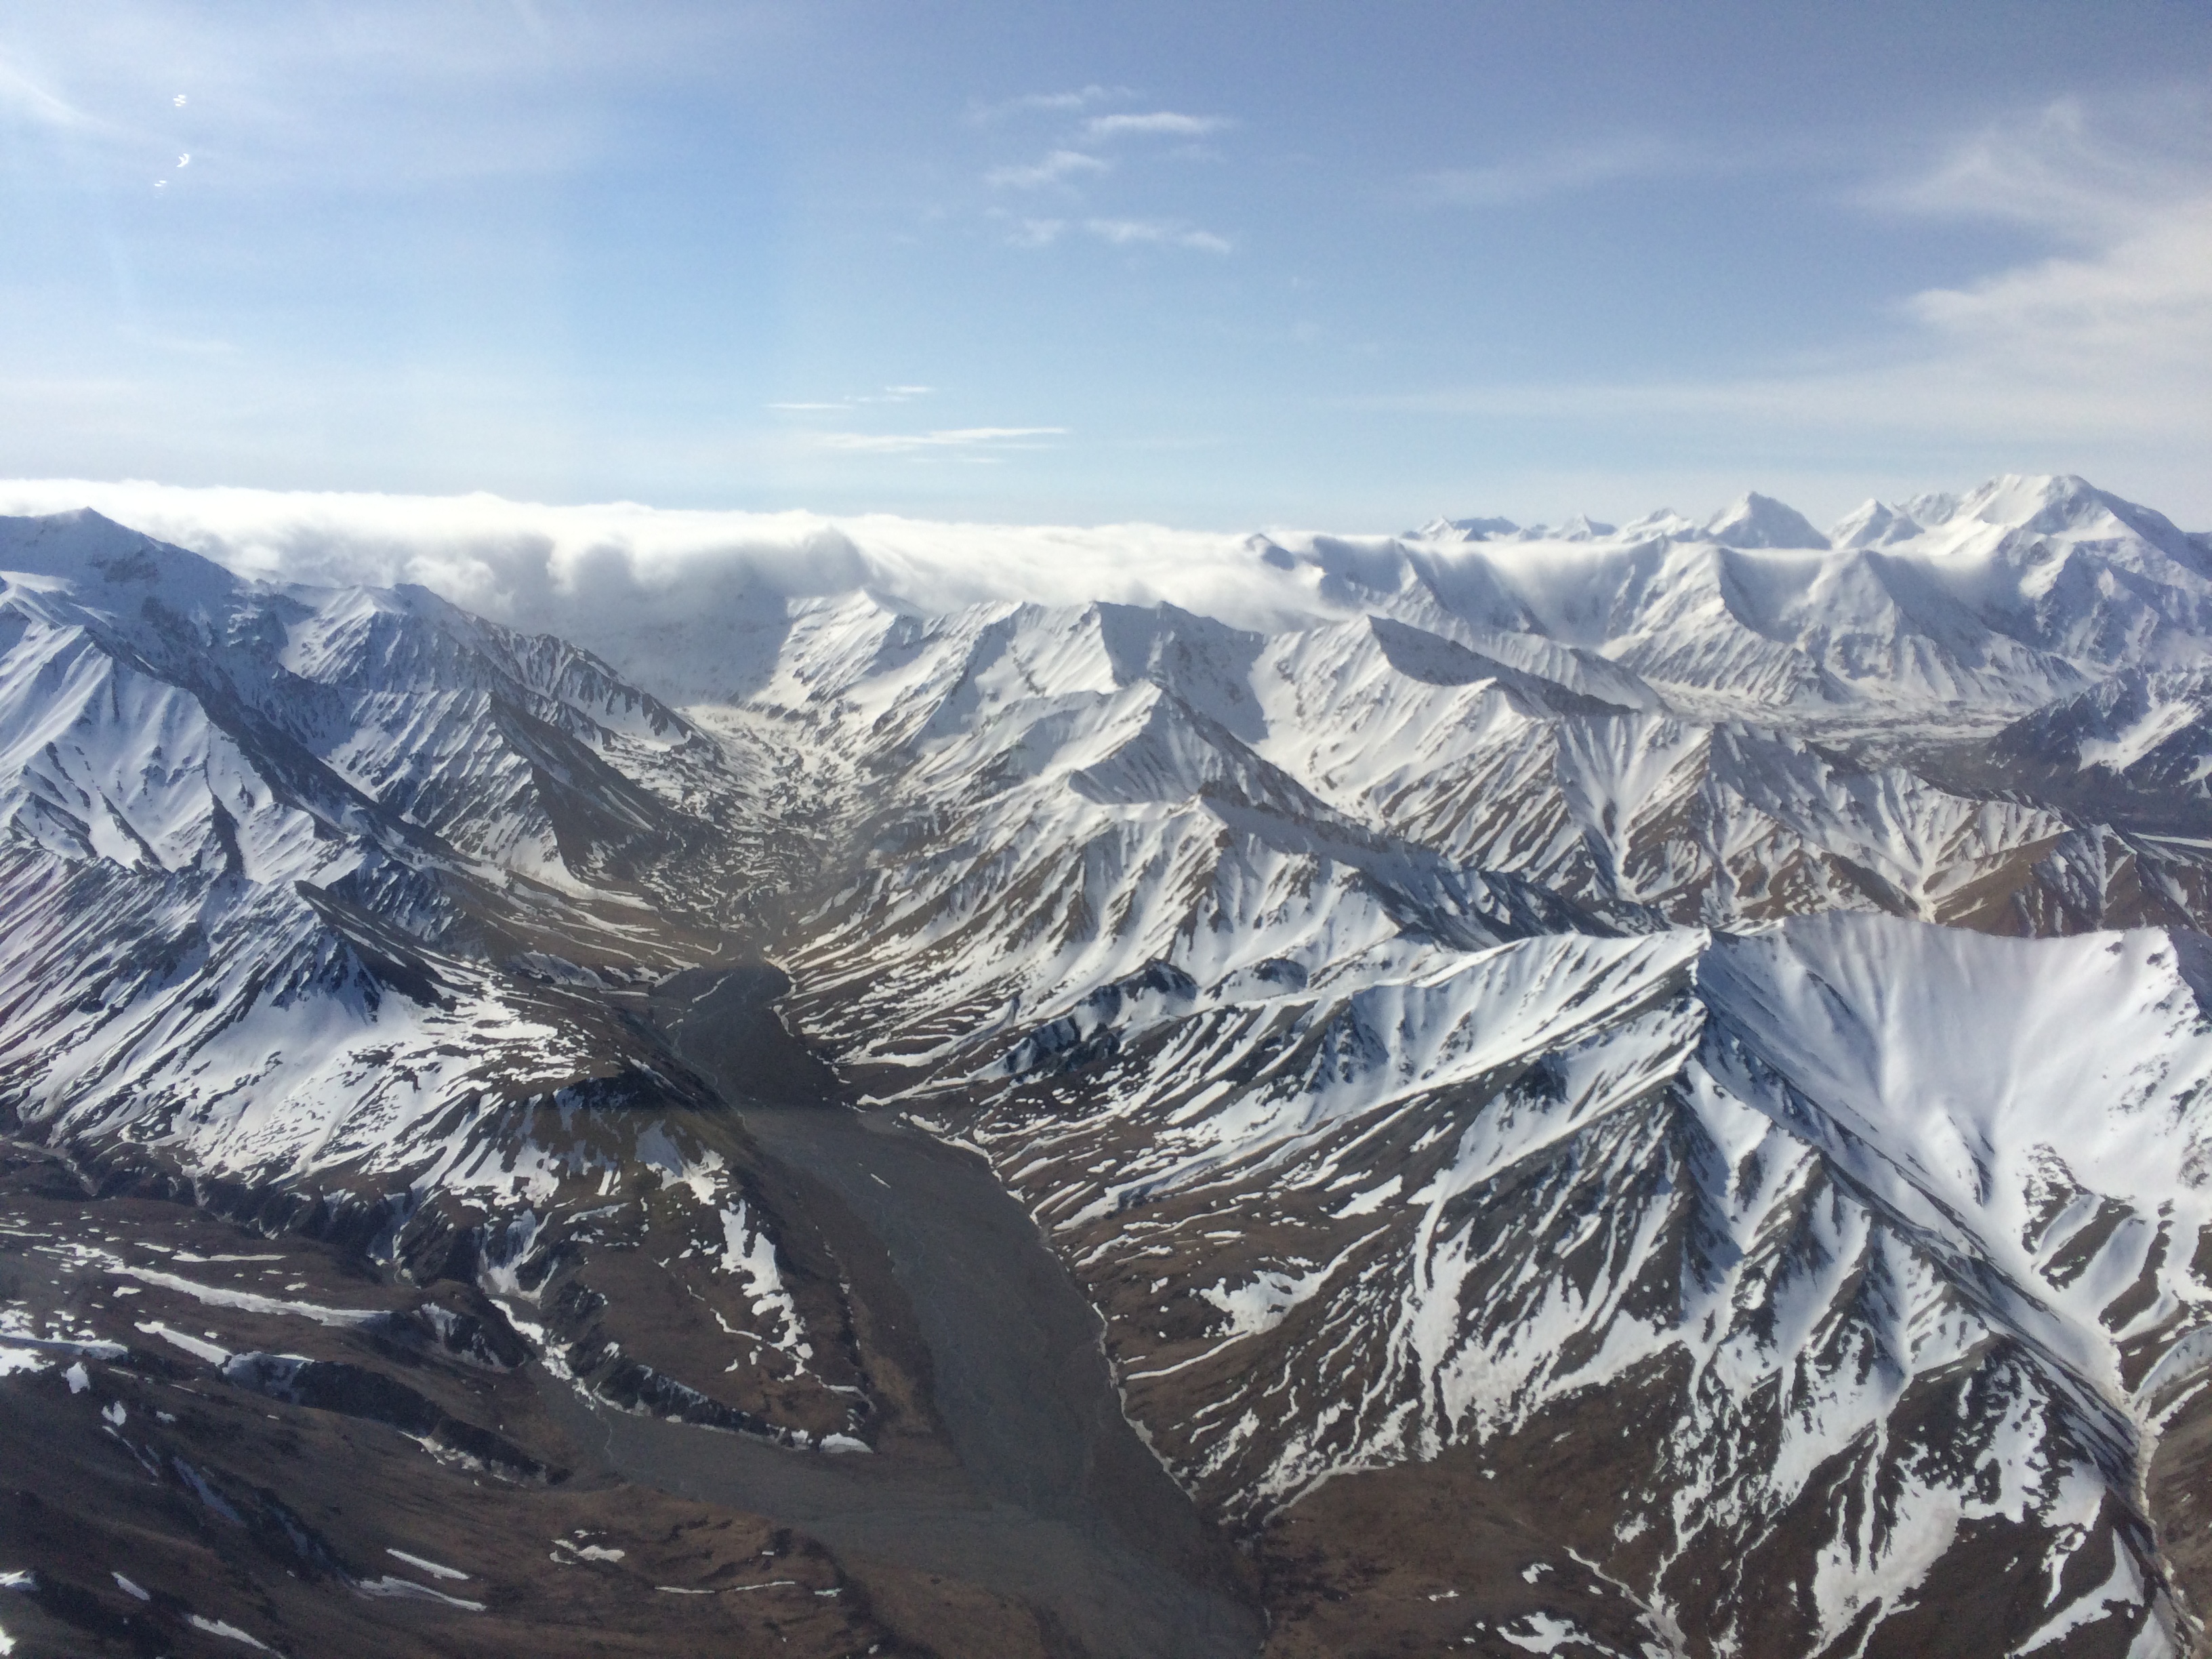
1862 96 2210 242
1868 94 2212 390
985 148 1109 190
116 323 233 357
1085 110 1231 141
0 53 117 135
1412 137 1708 207
1376 96 2212 469
1083 218 1231 253
996 215 1231 253
1904 204 2212 365
0 7 731 195
968 85 1128 124
973 102 1236 252
814 426 1066 454
768 386 938 413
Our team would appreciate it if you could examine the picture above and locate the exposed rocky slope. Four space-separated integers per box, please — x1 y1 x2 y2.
5 474 2212 1656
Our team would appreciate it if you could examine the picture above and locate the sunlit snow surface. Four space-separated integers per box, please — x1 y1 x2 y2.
701 477 2212 1653
7 476 2212 1653
0 508 725 1195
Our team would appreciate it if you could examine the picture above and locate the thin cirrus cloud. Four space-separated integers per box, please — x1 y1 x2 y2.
1884 155 2212 391
1084 110 1231 141
1904 204 2212 373
1864 94 2212 393
812 426 1067 455
998 216 1231 253
1399 96 2212 455
1376 95 2212 468
768 386 937 412
973 100 1235 253
0 53 114 135
1860 95 2211 241
985 148 1109 190
966 85 1128 123
1084 218 1231 253
1412 136 1712 207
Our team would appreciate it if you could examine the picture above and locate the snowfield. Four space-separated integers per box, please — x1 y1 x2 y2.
5 472 2212 1655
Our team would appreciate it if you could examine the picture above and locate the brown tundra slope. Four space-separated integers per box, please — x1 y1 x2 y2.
9 476 2212 1656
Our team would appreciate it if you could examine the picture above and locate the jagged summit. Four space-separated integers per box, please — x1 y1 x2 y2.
1412 514 1519 542
1414 474 2207 566
0 506 251 614
1616 505 1702 539
1703 489 1829 549
8 474 2212 1656
1829 497 1922 548
1538 510 1616 541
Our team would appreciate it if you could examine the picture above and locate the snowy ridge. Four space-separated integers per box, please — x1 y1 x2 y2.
0 510 897 1460
8 477 2212 1653
700 478 2212 1654
850 906 2212 1653
0 510 710 1181
6 471 2211 728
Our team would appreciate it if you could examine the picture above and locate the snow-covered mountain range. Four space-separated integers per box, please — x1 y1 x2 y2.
5 474 2212 1657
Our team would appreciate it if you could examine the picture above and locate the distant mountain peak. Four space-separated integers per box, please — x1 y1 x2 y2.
1829 499 1923 550
1617 507 1700 540
0 506 245 617
1544 512 1616 542
1705 491 1830 550
1412 514 1521 543
11 477 2212 1656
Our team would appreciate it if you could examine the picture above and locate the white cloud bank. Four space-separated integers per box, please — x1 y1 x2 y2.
3 459 2201 712
0 479 1315 702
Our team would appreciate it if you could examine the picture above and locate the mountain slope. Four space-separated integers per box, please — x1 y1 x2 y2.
7 477 2212 1657
0 510 928 1472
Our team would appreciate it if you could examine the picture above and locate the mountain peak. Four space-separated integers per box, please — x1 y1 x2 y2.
1829 499 1923 550
1705 491 1829 550
1957 473 2127 535
1933 473 2209 568
0 508 243 608
1545 512 1616 542
1412 514 1520 543
1618 507 1700 540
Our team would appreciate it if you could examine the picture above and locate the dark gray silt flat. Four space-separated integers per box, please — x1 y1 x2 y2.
541 966 1263 1659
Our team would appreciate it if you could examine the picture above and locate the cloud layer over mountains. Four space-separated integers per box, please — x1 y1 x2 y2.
7 473 2205 712
0 478 1286 651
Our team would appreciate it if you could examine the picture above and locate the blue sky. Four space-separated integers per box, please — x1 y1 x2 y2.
4 1 2211 529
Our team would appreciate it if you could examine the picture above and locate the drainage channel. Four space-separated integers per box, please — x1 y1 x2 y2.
537 965 1263 1659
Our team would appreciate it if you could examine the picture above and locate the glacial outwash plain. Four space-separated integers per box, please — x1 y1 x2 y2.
6 473 2212 1656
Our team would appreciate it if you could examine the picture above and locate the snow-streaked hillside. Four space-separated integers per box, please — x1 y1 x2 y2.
7 475 2212 1657
0 509 886 1456
718 555 2212 1650
5 471 2211 726
884 914 2212 1654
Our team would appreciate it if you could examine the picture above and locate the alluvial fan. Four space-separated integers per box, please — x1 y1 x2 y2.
4 474 2212 1657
